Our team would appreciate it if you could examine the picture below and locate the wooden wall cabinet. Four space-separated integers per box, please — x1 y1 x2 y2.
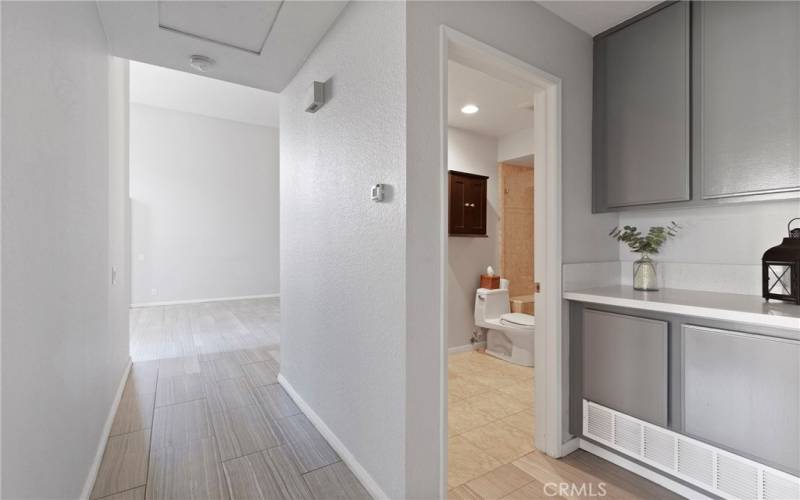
448 170 488 236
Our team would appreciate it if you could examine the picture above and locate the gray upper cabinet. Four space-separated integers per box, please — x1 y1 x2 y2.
594 2 691 210
594 1 800 211
683 325 800 474
695 2 800 199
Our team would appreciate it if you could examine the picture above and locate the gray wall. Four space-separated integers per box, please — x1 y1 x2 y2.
279 2 406 497
1 2 130 497
617 199 800 295
130 104 280 305
447 127 500 349
406 3 617 495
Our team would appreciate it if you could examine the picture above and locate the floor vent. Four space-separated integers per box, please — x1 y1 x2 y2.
583 400 800 499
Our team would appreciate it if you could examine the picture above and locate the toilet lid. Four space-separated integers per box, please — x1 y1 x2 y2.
500 313 535 327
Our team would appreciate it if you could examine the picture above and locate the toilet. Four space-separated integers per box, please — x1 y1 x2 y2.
474 288 535 366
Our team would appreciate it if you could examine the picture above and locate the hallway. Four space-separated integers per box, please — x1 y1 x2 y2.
91 298 370 500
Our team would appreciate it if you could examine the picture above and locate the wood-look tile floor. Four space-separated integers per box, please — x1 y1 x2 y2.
92 298 370 500
447 351 682 500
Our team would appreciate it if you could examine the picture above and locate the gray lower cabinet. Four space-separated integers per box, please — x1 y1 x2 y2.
594 1 691 209
583 309 668 426
683 324 800 473
695 2 800 199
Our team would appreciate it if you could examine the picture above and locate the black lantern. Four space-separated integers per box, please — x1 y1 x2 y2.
762 218 800 305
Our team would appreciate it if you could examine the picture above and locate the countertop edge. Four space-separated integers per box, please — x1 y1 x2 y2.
563 290 800 331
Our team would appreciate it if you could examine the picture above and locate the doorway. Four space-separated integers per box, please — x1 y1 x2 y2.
440 27 565 497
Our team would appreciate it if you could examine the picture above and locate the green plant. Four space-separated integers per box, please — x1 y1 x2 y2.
609 221 680 256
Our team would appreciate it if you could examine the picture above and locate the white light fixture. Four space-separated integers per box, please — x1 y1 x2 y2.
461 104 479 114
189 55 214 72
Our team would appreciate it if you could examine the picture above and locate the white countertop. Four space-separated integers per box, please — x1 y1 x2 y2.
564 286 800 331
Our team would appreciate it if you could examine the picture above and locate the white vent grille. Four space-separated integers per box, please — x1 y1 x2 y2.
613 413 642 455
643 425 675 470
583 400 800 500
677 438 714 488
716 454 759 499
586 403 613 442
763 470 800 500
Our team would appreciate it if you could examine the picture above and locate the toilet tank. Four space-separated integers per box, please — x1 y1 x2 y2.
475 288 511 322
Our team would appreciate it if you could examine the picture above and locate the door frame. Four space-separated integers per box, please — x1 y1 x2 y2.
438 26 565 495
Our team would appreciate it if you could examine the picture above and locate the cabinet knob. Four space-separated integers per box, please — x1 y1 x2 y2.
464 203 470 207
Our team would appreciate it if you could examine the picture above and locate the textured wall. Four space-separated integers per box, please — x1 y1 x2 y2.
1 2 130 497
447 127 500 349
129 104 280 305
279 2 406 497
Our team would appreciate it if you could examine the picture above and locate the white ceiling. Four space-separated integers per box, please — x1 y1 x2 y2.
538 1 661 36
97 1 348 92
448 60 535 138
130 60 280 128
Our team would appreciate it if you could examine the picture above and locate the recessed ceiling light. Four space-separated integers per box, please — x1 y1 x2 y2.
189 55 214 72
461 104 479 114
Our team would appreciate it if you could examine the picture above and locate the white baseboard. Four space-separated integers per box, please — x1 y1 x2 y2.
81 358 132 500
560 436 580 456
448 342 484 354
579 439 711 500
131 293 279 308
277 374 388 499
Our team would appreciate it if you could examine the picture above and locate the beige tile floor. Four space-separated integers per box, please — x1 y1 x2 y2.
447 351 682 500
91 298 370 500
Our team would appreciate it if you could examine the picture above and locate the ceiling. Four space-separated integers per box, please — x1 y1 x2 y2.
130 61 280 128
448 60 535 138
538 1 661 36
97 1 348 92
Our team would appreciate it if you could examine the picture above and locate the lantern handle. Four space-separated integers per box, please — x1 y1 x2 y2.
790 217 800 234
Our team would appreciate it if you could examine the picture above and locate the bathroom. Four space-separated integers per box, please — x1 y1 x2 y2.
446 58 538 490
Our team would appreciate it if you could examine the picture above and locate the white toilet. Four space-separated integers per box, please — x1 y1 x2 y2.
474 288 535 366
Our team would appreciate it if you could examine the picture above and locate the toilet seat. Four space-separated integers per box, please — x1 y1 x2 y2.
500 312 535 328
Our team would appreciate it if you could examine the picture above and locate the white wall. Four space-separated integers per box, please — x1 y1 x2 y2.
497 126 535 162
448 127 499 349
279 2 406 498
130 104 280 305
1 2 130 497
406 3 616 495
617 199 800 295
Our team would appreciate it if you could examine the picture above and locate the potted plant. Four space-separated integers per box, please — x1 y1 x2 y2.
610 222 680 291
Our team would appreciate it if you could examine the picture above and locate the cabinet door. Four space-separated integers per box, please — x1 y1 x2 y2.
596 2 691 208
583 309 668 426
696 2 800 199
449 174 467 234
683 325 800 473
464 178 486 234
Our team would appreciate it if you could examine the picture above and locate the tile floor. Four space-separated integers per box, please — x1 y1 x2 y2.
447 351 682 500
91 298 370 500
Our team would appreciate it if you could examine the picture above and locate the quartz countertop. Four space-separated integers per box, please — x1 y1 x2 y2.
563 286 800 331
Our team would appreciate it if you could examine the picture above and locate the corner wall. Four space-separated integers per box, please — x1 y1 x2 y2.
279 2 406 497
1 2 130 497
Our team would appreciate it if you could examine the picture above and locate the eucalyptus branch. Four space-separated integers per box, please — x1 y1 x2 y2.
609 221 680 255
